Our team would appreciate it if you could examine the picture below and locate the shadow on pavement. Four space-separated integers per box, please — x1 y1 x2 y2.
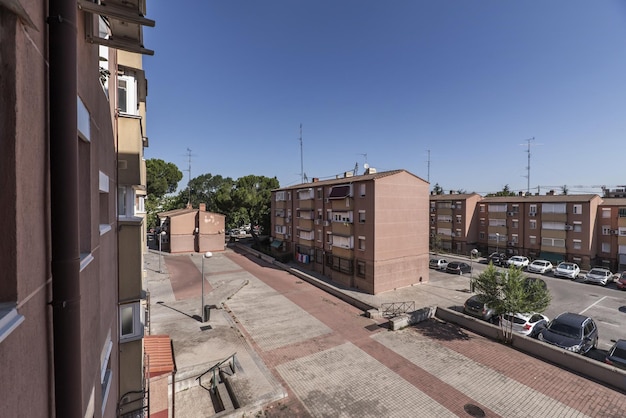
156 301 203 322
414 318 471 341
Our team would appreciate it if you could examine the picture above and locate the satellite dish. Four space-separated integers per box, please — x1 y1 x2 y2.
363 163 369 170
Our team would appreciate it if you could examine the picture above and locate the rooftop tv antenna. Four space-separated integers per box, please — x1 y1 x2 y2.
520 137 538 195
299 123 304 184
184 147 194 205
426 149 431 183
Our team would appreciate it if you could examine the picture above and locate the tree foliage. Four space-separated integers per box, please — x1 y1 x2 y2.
472 264 551 342
432 183 444 195
146 159 183 198
231 175 279 233
485 184 517 197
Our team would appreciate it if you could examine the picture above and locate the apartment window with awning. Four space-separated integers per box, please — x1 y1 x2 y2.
328 185 351 199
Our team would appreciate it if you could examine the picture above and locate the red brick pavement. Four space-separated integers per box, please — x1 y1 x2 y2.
225 250 626 417
163 256 213 300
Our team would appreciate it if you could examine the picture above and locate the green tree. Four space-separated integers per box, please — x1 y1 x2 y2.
146 159 183 198
472 264 551 343
486 184 517 197
432 183 444 195
179 173 235 212
231 175 279 234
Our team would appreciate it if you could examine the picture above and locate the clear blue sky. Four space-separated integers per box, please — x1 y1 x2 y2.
143 1 626 196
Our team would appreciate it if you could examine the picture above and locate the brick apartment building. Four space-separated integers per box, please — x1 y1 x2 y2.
0 1 155 417
271 169 430 295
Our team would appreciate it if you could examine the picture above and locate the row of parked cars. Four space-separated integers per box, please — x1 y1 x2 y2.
462 295 626 368
487 252 626 289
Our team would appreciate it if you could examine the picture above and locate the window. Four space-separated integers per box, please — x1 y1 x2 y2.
120 302 144 342
479 205 485 213
541 237 565 248
479 218 485 227
317 230 322 242
358 236 365 251
358 210 366 223
317 209 323 220
117 185 134 218
573 239 582 250
542 222 566 230
573 221 582 232
456 215 462 224
357 261 366 277
297 188 314 200
101 336 113 415
437 215 452 223
317 188 322 199
332 235 353 249
488 204 507 212
602 208 611 218
512 220 519 229
511 204 519 213
275 191 286 201
479 232 485 240
359 184 366 197
602 242 611 253
619 208 626 218
529 204 537 215
602 226 611 235
117 74 138 115
511 234 518 243
572 204 582 214
542 203 566 214
455 229 462 237
529 236 537 245
488 218 506 227
529 220 537 229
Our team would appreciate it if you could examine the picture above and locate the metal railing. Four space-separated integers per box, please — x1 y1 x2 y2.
380 301 415 318
196 353 237 391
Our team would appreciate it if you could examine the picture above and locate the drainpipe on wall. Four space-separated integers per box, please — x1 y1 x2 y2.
48 0 82 417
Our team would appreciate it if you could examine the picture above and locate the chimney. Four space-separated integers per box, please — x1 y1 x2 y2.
312 178 319 183
344 171 353 178
547 190 555 196
199 203 206 211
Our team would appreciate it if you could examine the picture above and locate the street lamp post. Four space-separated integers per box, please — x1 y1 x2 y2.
470 249 478 292
201 251 213 322
496 233 500 254
158 231 167 273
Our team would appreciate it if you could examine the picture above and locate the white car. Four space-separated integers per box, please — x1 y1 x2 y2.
527 259 553 274
507 256 530 269
500 312 549 338
584 268 614 286
554 262 580 279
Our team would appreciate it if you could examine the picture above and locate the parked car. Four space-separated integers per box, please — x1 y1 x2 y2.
445 261 472 275
429 258 449 270
500 312 549 338
538 312 598 354
604 339 626 370
527 259 554 274
487 252 508 266
616 271 626 290
507 256 530 269
463 295 496 323
553 262 580 280
583 268 614 286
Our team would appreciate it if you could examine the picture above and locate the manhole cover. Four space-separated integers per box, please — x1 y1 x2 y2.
200 325 212 331
464 404 485 417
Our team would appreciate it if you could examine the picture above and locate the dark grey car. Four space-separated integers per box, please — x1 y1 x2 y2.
538 312 598 354
605 339 626 370
463 295 497 323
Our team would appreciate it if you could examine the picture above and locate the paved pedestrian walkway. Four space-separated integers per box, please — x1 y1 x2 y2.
144 247 626 417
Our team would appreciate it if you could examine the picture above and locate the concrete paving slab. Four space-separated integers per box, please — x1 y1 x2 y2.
276 342 456 418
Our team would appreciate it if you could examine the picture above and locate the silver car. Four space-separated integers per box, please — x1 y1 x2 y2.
584 268 614 286
554 262 580 279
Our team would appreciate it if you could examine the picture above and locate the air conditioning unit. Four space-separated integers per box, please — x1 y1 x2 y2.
529 212 536 217
285 234 291 239
314 219 320 225
612 230 619 235
564 225 573 231
325 198 330 203
286 217 291 222
508 242 515 246
507 212 514 216
430 208 436 212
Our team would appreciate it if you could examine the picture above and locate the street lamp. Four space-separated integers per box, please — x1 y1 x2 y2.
496 233 500 254
158 230 167 273
470 249 478 292
201 251 213 322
